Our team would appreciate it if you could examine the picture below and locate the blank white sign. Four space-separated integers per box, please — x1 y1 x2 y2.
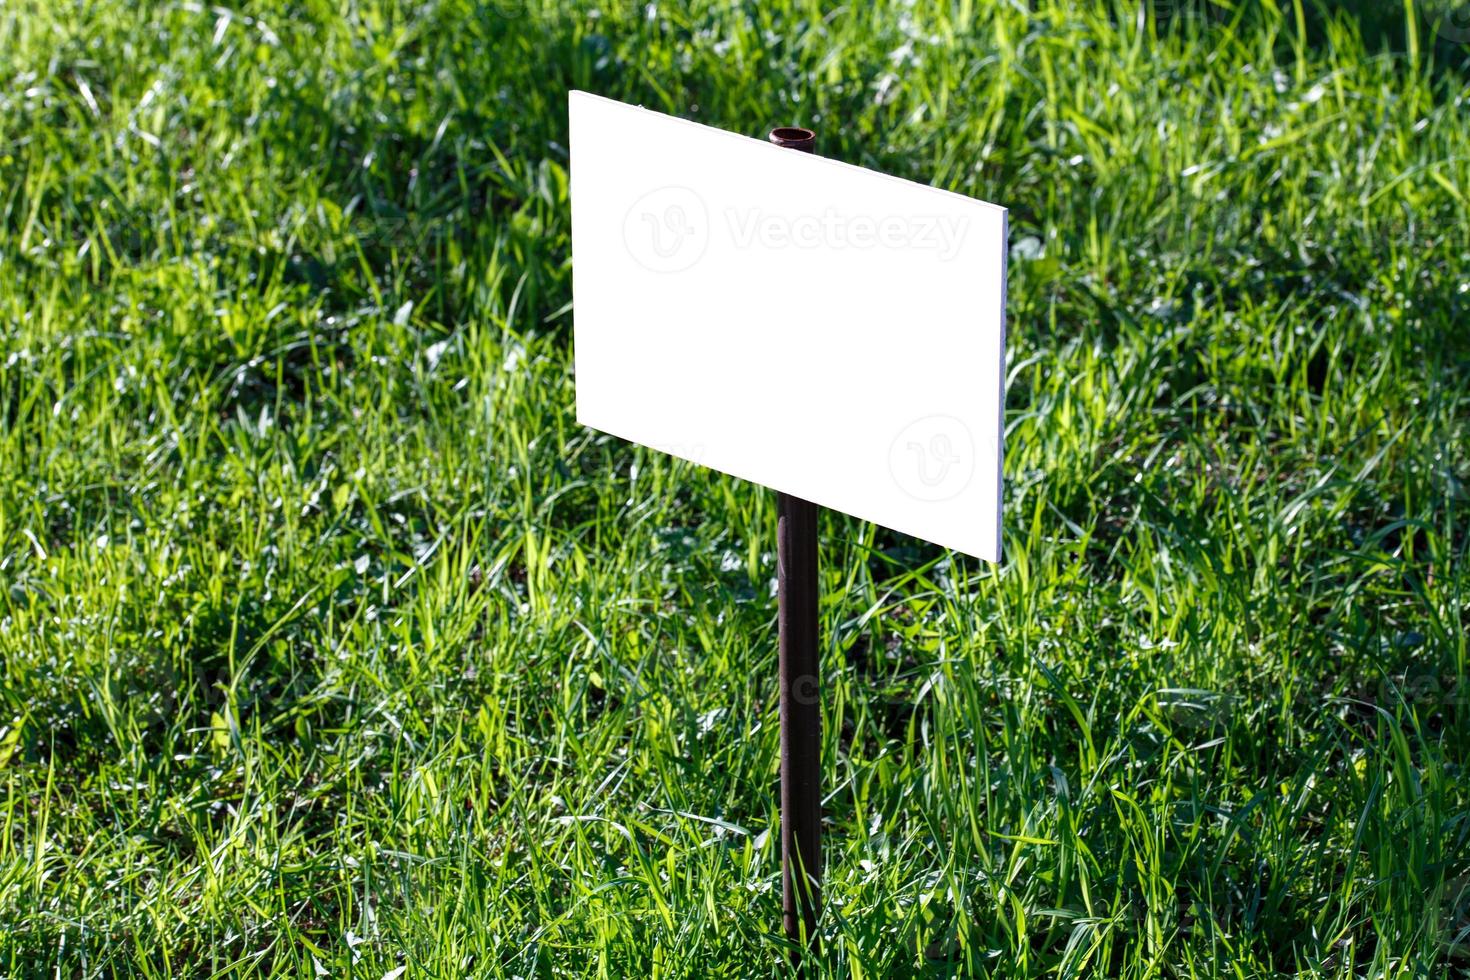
569 91 1007 560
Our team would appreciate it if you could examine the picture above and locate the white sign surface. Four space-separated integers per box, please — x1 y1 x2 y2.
569 91 1007 560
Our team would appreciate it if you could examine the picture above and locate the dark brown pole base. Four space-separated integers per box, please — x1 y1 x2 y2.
777 491 820 960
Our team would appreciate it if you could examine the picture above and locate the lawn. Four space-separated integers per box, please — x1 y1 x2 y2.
2 0 1468 976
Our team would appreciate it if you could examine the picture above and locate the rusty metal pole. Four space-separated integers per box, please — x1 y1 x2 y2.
768 124 821 964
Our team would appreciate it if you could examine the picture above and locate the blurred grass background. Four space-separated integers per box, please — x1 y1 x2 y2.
1 0 1468 975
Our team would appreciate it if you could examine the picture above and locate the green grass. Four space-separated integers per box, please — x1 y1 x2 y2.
2 0 1468 975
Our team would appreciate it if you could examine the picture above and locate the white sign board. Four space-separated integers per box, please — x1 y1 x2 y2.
569 91 1007 560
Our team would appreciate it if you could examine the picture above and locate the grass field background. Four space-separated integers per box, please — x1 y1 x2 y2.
3 1 1469 976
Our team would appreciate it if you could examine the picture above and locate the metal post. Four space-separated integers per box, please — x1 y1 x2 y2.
769 124 821 963
777 491 821 956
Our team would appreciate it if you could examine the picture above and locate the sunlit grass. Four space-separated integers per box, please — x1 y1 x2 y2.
1 0 1467 976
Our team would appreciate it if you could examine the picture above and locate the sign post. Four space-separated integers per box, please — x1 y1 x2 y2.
768 125 824 961
569 90 1007 967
